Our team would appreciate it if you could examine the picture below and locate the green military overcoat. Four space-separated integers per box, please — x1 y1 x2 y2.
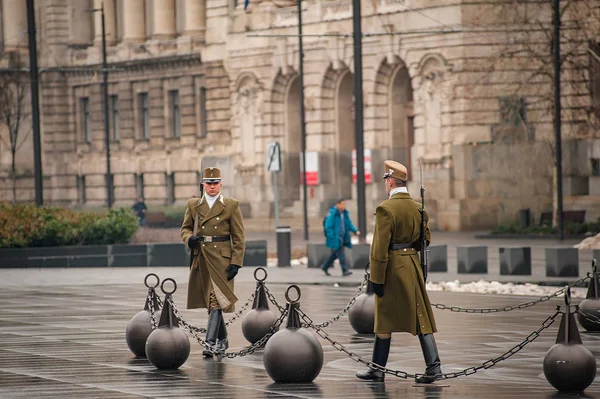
370 191 436 335
180 195 246 313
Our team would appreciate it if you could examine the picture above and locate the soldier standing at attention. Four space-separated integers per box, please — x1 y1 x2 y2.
356 160 442 383
181 167 246 357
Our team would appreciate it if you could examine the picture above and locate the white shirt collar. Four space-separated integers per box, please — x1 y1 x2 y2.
389 187 408 199
205 193 220 208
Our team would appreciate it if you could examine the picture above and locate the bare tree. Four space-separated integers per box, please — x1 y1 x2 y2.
0 52 31 204
469 0 600 226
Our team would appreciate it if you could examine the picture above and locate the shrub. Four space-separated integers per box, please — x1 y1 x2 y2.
79 208 140 245
0 203 139 248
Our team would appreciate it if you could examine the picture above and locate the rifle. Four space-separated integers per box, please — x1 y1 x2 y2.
419 159 429 282
190 181 204 269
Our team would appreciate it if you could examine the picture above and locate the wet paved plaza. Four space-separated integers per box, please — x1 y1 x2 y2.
1 266 599 398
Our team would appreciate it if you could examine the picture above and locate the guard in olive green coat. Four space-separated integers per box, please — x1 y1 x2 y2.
356 160 442 384
181 167 246 357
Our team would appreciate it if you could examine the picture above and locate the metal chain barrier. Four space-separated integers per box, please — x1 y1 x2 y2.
263 274 370 329
264 285 287 314
305 276 369 329
576 309 600 325
297 306 561 380
225 290 256 326
431 275 590 314
176 288 259 335
168 296 289 358
148 289 158 330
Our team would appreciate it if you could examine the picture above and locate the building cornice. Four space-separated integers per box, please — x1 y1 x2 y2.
65 54 202 78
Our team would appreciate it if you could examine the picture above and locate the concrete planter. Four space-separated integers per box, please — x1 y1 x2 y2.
110 244 148 267
429 245 448 273
546 248 579 277
307 243 330 269
0 240 268 268
148 243 190 267
243 240 268 266
349 244 371 270
499 247 532 276
457 246 488 274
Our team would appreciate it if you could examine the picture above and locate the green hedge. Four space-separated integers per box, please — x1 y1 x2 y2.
0 203 139 248
490 218 600 236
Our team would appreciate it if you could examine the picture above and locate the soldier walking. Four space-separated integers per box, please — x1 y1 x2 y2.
181 167 246 357
356 160 442 383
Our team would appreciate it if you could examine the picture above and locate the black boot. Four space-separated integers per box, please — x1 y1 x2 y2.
415 334 442 384
203 309 220 357
356 336 391 381
216 310 228 353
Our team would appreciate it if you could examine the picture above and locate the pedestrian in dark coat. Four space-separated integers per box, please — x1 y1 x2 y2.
322 199 360 276
131 197 147 226
356 160 441 384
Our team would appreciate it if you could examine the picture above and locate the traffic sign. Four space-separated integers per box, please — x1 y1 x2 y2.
266 142 281 172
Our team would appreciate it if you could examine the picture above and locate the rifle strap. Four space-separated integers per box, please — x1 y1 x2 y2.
193 198 200 236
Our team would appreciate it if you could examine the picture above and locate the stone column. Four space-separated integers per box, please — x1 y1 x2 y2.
152 0 176 39
183 0 206 38
1 0 27 49
122 0 146 43
93 0 117 46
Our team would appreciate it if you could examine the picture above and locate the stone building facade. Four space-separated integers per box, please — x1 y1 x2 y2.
1 0 599 230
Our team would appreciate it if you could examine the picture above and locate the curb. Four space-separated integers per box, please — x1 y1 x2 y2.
475 234 588 240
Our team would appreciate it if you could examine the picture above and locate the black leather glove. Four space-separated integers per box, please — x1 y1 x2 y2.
187 235 200 250
372 282 384 298
226 264 241 281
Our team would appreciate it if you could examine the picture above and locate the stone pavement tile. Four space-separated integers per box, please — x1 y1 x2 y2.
0 272 599 398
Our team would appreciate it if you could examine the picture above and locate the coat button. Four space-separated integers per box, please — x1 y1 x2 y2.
403 248 407 251
214 245 217 248
202 226 205 229
202 244 205 247
216 217 220 220
214 226 217 229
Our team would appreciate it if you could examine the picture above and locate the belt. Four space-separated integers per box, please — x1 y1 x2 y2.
198 235 230 243
389 243 415 250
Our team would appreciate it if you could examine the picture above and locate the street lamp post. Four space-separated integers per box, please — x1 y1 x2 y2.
352 0 366 237
26 0 43 206
297 0 309 241
92 2 113 209
553 0 563 240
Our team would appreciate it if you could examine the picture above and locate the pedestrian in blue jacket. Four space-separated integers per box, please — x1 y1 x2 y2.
322 199 360 276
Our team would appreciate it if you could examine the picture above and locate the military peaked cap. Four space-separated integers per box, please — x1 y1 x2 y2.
202 167 222 183
382 160 408 181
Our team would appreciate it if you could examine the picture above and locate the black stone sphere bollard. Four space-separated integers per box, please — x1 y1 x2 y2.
145 278 190 370
125 273 163 357
577 260 600 331
544 287 597 392
348 269 375 334
242 268 278 344
263 285 324 383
